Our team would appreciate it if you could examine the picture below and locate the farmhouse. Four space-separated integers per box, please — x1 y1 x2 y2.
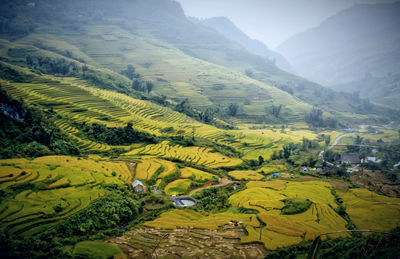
131 179 146 193
338 154 360 164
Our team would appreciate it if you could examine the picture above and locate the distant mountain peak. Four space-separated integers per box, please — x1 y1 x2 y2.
193 16 294 73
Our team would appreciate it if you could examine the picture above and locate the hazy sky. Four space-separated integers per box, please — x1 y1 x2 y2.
176 0 397 49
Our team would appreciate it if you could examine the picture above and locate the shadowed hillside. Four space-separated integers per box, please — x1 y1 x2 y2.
277 2 400 108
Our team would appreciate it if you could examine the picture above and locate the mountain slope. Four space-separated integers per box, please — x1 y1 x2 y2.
190 17 293 73
333 73 400 109
277 1 400 106
0 0 398 124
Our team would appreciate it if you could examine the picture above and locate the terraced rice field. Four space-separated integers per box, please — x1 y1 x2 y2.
145 179 400 251
2 73 293 161
134 158 163 180
107 226 267 259
144 209 260 230
180 167 216 182
258 165 287 174
228 170 264 180
228 187 286 213
0 74 325 161
164 179 192 195
133 157 218 195
125 141 242 168
246 180 287 190
0 76 193 151
337 188 400 231
0 156 127 236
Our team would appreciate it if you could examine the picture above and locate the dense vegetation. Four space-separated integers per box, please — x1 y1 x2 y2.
0 184 147 258
0 88 80 158
280 198 312 215
76 122 157 145
193 185 245 212
266 227 400 259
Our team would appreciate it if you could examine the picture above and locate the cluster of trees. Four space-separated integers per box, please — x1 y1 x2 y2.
281 198 312 215
25 55 80 76
228 103 239 116
305 106 338 128
132 80 154 94
266 227 400 259
351 91 373 113
23 55 138 96
0 62 32 83
120 64 139 80
193 185 243 212
77 122 157 146
270 104 283 118
272 138 320 167
57 186 141 238
0 88 80 158
119 64 156 95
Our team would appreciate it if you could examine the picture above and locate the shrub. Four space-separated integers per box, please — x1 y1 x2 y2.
281 198 312 215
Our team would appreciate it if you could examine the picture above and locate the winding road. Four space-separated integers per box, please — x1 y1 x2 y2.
319 132 352 161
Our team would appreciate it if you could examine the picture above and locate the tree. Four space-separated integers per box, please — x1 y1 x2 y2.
121 64 136 80
258 156 264 166
324 135 331 147
199 108 214 123
270 104 282 118
283 144 291 159
82 65 89 76
305 106 324 127
337 164 347 176
146 81 154 94
26 55 33 67
355 135 363 145
228 103 239 116
132 80 141 91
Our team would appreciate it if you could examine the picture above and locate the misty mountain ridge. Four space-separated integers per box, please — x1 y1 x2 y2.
277 1 400 108
0 0 398 124
190 16 294 73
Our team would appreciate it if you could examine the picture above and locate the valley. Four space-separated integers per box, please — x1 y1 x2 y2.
0 0 399 258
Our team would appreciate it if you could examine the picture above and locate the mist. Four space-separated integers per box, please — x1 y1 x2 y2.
176 0 398 49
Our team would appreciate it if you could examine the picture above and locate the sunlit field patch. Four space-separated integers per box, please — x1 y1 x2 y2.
164 179 192 195
246 180 287 190
337 188 400 232
0 156 128 236
125 141 242 168
180 167 216 182
228 170 264 180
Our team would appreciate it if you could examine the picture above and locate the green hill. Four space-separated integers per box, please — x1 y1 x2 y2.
0 0 397 125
